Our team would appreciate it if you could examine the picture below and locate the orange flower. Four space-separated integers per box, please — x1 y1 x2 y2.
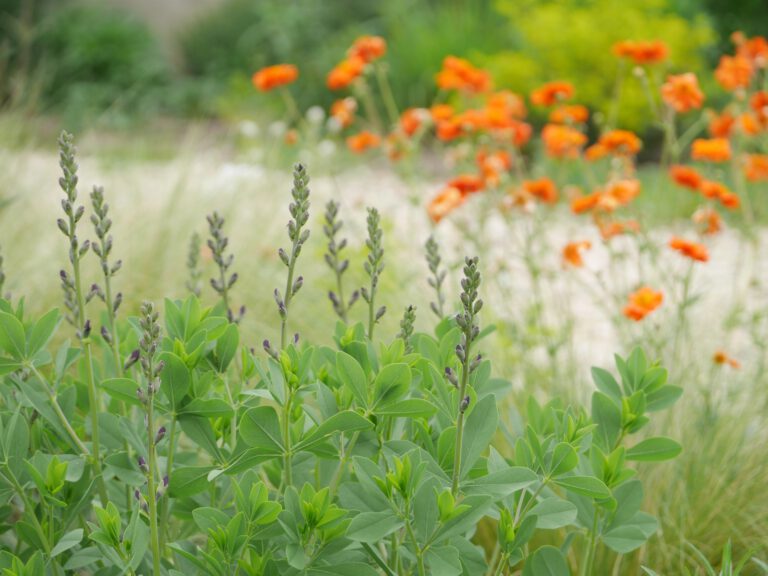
606 179 641 206
670 165 703 190
327 57 365 90
661 73 705 113
691 138 731 162
447 174 485 195
349 36 386 63
713 350 741 369
542 124 587 158
562 240 592 267
719 191 740 209
599 130 642 156
523 178 558 204
346 131 381 153
708 110 735 138
436 118 464 141
693 207 722 235
549 104 589 124
714 55 753 91
612 40 669 64
749 91 768 123
400 108 425 136
735 34 768 68
436 56 492 93
599 219 640 240
739 113 762 135
330 98 357 128
427 187 465 223
585 144 608 162
252 64 299 92
669 236 709 262
623 287 663 321
745 154 768 181
699 180 740 209
571 191 603 214
284 129 298 146
530 81 574 107
430 104 454 122
477 150 512 187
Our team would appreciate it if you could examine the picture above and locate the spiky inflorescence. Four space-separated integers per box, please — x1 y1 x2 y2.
90 186 123 338
206 211 240 322
138 301 163 396
185 232 202 297
323 200 358 322
274 163 311 349
397 305 417 352
425 235 447 318
361 207 386 339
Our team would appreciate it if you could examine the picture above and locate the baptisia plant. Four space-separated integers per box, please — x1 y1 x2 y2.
0 132 685 575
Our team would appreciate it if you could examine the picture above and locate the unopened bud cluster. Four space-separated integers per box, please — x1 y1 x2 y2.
323 200 358 321
185 232 202 297
425 235 447 318
397 304 417 352
206 211 240 322
138 301 163 397
57 131 90 266
361 207 386 331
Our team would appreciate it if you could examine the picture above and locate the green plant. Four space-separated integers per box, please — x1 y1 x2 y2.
0 131 706 575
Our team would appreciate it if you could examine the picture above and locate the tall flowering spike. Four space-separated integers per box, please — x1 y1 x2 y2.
361 207 385 339
456 256 482 360
276 163 311 349
323 200 357 322
206 211 240 322
450 255 482 496
397 305 417 352
185 232 202 297
425 235 447 318
138 301 163 391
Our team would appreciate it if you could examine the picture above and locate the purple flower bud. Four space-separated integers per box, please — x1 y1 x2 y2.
460 395 471 413
125 349 140 370
155 426 166 444
138 456 148 473
82 319 92 339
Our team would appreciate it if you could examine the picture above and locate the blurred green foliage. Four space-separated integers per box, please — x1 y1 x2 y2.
486 0 714 131
34 3 169 126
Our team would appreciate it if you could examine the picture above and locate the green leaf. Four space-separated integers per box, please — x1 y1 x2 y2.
591 366 622 401
307 564 380 576
462 467 538 499
373 363 411 406
603 525 650 553
0 311 26 360
239 406 284 453
99 378 142 407
169 466 214 498
426 545 462 576
626 437 682 462
522 546 570 576
645 386 683 412
550 443 578 477
336 351 368 407
51 528 83 557
159 352 191 408
180 398 233 418
592 391 622 450
375 398 436 418
346 511 403 542
215 323 239 372
554 476 611 500
193 507 230 533
27 309 61 358
293 410 372 452
529 498 578 530
460 395 498 478
0 357 21 376
431 495 492 542
178 416 222 460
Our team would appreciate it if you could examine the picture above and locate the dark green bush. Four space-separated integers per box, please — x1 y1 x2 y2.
34 3 170 124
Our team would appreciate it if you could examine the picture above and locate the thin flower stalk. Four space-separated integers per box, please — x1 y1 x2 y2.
361 207 385 340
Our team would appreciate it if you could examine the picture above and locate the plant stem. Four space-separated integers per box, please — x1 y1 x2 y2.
361 542 397 576
282 390 293 488
328 431 360 499
451 350 471 496
582 510 600 576
375 63 399 126
28 364 90 455
147 396 162 576
160 415 177 550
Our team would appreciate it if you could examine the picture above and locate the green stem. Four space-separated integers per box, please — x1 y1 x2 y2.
493 552 509 576
147 398 162 576
2 469 51 553
404 514 426 576
582 511 600 576
361 542 397 576
159 415 177 551
375 63 399 126
328 431 360 499
28 365 91 456
451 353 472 496
282 390 293 489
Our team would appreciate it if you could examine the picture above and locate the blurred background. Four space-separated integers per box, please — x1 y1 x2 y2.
0 0 764 131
